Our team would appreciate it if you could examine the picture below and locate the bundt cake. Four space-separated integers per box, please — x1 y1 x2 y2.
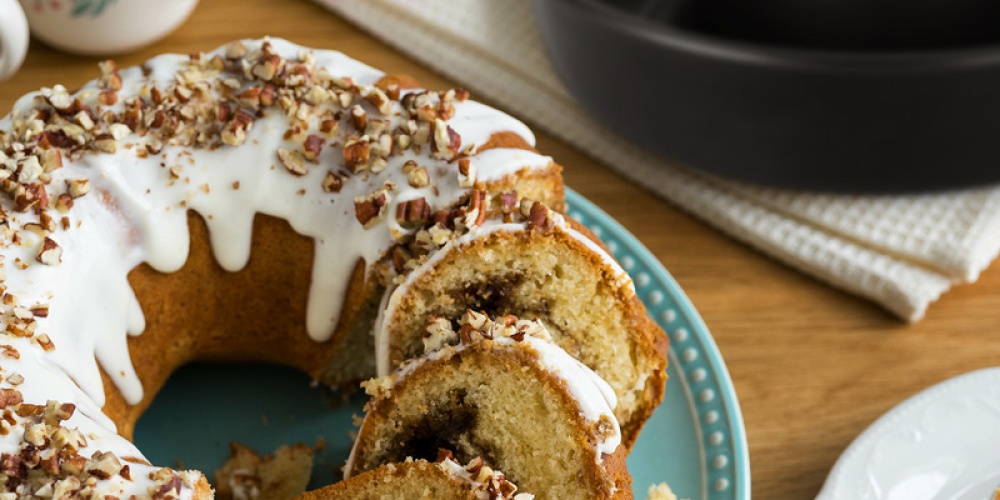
0 36 667 497
302 455 531 500
346 311 633 499
374 198 667 448
0 38 563 497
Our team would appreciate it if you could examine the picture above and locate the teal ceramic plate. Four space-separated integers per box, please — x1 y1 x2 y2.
135 189 750 499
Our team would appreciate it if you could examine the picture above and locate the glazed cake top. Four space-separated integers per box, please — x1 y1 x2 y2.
0 38 553 498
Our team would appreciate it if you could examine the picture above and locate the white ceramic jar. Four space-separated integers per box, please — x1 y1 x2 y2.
0 0 199 79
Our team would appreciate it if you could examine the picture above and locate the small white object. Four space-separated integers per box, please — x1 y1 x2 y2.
660 308 677 324
673 327 689 342
0 0 29 80
708 431 724 445
681 347 697 363
6 0 197 61
714 478 730 491
817 368 1000 500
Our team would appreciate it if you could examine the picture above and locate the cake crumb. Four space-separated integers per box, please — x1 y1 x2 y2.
648 482 687 500
214 442 313 500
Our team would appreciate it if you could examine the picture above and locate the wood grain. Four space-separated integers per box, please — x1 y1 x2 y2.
3 1 1000 498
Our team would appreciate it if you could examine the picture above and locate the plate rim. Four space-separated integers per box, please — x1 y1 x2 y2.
816 367 1000 500
566 188 751 500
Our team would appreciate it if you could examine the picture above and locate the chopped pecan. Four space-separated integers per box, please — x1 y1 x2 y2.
0 388 22 407
322 171 343 193
527 201 555 231
67 178 90 198
259 83 277 107
343 136 370 173
302 134 324 161
319 119 338 135
354 190 390 229
395 197 432 229
457 158 475 188
277 148 307 176
408 166 430 188
350 104 367 131
390 246 412 273
35 334 55 351
37 130 75 149
252 53 284 81
98 90 118 106
36 238 61 266
431 119 461 160
221 110 254 146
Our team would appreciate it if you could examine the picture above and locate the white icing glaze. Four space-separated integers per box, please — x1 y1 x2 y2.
516 335 622 456
374 215 634 376
0 337 203 498
0 38 553 497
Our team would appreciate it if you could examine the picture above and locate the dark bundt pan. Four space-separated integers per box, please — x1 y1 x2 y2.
533 0 1000 193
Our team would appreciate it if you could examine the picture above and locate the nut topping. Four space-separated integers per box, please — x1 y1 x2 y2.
457 158 475 188
321 171 343 193
66 178 91 198
354 190 390 229
407 166 430 188
222 110 255 147
302 134 324 161
395 197 431 229
431 119 461 161
277 148 307 176
343 136 370 173
36 238 62 266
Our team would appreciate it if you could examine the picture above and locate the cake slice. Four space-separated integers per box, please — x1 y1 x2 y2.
347 311 633 499
302 455 530 499
374 196 667 449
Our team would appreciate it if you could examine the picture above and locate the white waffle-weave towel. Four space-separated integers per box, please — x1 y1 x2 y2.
317 0 1000 322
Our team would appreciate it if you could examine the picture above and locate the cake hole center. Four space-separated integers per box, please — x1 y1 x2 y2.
133 362 365 491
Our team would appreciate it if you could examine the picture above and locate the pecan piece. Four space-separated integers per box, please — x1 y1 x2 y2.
354 190 390 229
221 111 254 146
0 388 22 407
37 237 62 265
252 53 283 81
67 178 90 198
527 201 555 231
321 171 343 193
343 136 370 173
277 148 307 176
302 134 324 162
431 119 461 161
350 104 367 131
458 158 475 188
395 197 432 229
408 166 430 188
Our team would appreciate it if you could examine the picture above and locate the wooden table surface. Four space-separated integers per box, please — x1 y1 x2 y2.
4 1 1000 498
